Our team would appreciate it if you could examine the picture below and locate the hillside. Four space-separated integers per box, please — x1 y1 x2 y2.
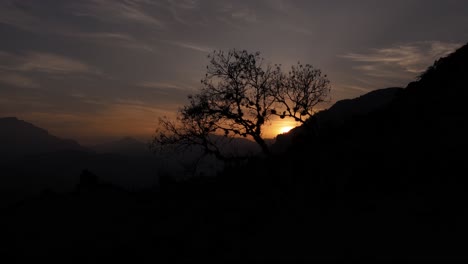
273 86 402 152
263 42 468 259
315 86 402 126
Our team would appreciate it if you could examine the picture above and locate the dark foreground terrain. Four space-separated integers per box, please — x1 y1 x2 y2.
3 43 468 262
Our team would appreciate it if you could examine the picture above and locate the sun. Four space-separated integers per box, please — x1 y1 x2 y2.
279 126 294 134
267 119 300 138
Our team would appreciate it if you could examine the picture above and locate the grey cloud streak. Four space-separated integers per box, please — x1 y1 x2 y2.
342 41 462 79
0 51 100 75
0 1 159 54
0 72 39 89
72 0 165 28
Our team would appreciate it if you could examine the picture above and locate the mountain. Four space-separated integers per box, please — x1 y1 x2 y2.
92 137 152 157
273 87 403 152
393 41 468 117
0 117 88 158
241 42 468 260
314 87 402 127
0 119 159 207
0 119 257 207
281 43 468 168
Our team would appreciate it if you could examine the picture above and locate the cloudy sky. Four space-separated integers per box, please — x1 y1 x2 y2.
0 0 467 144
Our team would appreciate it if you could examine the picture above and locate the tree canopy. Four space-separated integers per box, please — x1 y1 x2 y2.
151 49 331 160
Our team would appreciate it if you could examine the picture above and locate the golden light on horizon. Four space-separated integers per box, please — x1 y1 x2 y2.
279 126 294 134
265 117 301 138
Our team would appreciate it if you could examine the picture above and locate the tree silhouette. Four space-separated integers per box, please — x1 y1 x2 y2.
152 49 330 160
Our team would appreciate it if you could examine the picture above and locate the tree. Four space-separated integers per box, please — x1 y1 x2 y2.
151 49 330 160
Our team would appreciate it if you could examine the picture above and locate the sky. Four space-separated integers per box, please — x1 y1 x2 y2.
0 0 467 145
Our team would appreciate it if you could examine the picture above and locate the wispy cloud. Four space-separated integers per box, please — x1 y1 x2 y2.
71 32 156 53
279 24 314 36
0 1 43 32
164 40 213 53
171 0 199 10
139 81 195 96
74 0 165 28
342 41 462 77
19 52 97 74
165 0 204 26
140 81 185 90
264 0 294 14
0 51 100 75
114 98 148 107
211 2 259 29
0 72 39 88
230 8 257 23
335 84 371 93
0 1 158 53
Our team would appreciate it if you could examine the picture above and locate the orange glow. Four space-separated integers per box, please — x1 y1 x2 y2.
279 126 294 134
11 102 179 145
264 117 300 138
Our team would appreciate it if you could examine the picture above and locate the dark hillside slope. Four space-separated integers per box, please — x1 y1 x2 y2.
316 86 402 127
265 42 468 259
273 87 402 152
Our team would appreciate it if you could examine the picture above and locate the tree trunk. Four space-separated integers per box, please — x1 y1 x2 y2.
252 134 271 156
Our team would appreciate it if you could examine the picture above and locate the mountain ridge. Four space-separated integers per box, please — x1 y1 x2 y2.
0 117 89 158
273 86 403 152
92 136 152 157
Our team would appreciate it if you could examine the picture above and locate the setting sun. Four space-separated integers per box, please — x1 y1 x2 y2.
265 118 300 138
279 126 294 134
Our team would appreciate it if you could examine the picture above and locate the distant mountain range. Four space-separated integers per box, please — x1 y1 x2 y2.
0 118 159 207
0 117 88 158
92 137 152 157
0 117 261 207
0 116 263 158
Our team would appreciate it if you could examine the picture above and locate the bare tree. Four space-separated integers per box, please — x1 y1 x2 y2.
151 49 330 160
271 62 330 123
